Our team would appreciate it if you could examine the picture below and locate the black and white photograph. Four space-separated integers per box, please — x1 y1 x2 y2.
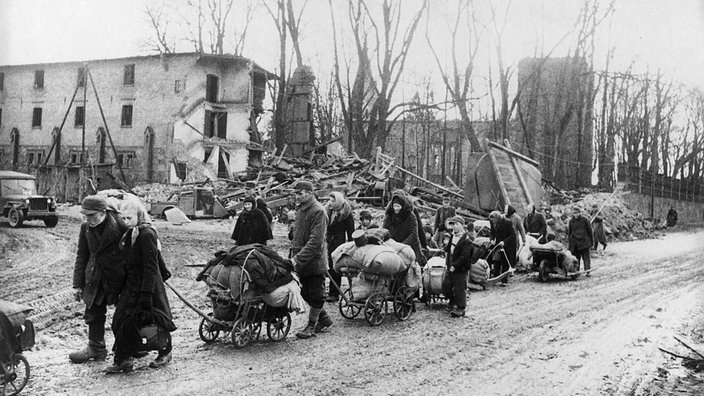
1 0 703 394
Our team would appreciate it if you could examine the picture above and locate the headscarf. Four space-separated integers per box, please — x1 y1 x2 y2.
117 198 157 249
326 191 352 223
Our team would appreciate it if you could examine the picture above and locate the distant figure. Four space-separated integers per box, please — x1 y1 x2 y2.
357 210 379 231
592 216 607 251
666 207 678 227
231 196 272 245
523 204 547 243
489 211 516 286
244 181 273 223
433 197 456 248
325 192 354 302
568 207 593 275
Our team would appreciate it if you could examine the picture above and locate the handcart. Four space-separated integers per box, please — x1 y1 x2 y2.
0 301 34 396
530 244 586 282
168 250 292 349
336 268 415 327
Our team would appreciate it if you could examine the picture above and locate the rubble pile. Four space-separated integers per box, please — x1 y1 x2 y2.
546 192 656 243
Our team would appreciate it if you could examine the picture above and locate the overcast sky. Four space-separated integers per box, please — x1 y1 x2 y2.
2 0 704 96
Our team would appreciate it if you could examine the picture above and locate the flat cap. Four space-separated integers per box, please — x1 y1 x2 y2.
292 181 314 192
80 195 107 214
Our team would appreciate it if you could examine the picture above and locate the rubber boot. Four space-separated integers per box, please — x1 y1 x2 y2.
296 307 321 339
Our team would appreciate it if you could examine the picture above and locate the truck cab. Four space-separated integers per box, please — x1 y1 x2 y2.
0 171 59 228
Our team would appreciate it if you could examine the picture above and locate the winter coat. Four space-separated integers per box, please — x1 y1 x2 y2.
506 206 526 244
231 207 272 245
490 216 517 267
383 191 426 265
524 210 547 238
289 195 329 277
243 244 295 293
111 227 176 355
73 212 127 307
444 232 474 272
434 206 456 233
327 212 355 253
592 216 606 244
568 215 593 252
255 196 274 223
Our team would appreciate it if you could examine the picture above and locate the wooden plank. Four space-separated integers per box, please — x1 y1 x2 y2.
394 166 463 199
487 139 540 167
485 148 511 208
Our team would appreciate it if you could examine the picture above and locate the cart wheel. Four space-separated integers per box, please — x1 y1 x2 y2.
364 293 387 326
339 289 361 319
266 312 291 341
198 315 220 343
2 354 29 396
538 259 550 282
570 273 581 280
231 318 253 348
393 287 414 321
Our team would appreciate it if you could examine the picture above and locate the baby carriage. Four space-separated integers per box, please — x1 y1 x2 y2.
191 244 300 348
0 301 34 396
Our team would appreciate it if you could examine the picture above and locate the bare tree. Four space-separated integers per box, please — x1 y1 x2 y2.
330 0 428 159
425 0 483 151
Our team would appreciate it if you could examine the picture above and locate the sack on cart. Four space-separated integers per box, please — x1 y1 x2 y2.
262 274 307 313
469 259 489 285
422 256 446 295
350 274 388 301
362 245 408 275
383 239 416 268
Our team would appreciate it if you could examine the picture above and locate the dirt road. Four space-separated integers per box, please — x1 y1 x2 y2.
1 212 703 395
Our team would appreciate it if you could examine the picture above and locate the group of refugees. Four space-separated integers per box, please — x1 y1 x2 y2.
69 195 175 374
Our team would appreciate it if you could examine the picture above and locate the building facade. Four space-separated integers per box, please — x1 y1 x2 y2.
0 53 271 199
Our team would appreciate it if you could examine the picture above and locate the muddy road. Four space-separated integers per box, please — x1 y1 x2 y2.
1 211 703 395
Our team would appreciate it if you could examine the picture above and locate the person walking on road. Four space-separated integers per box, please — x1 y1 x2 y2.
568 207 593 275
231 196 273 245
69 195 128 363
488 211 516 286
524 204 548 243
325 191 354 302
288 181 332 339
107 199 176 373
442 216 474 317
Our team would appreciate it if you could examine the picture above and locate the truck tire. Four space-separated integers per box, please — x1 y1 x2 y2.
44 217 59 228
8 207 24 228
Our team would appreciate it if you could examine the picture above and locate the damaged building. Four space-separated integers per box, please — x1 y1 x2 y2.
0 52 273 200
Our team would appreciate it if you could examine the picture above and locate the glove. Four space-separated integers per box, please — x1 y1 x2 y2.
73 288 83 302
449 266 455 272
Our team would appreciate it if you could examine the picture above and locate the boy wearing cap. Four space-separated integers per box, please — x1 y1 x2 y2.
69 195 128 363
442 216 473 317
288 181 333 338
356 210 379 231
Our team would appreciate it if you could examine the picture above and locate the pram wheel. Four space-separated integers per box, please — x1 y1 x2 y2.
2 354 29 396
393 287 414 321
363 293 387 326
198 315 220 343
339 290 361 319
266 312 291 341
231 318 254 348
538 260 550 282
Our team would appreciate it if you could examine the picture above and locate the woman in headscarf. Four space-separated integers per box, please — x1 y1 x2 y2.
231 196 273 245
106 199 176 373
382 190 425 266
325 191 355 302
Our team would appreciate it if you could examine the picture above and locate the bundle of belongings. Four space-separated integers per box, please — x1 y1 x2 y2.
0 300 35 367
529 240 579 273
196 244 306 321
331 228 421 301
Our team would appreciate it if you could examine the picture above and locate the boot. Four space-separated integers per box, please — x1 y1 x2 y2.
314 309 333 333
69 346 107 363
104 358 134 374
450 308 466 318
297 307 321 339
149 352 172 368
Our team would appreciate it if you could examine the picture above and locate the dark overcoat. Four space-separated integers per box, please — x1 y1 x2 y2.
568 215 593 251
72 213 127 307
290 196 329 277
231 207 273 245
490 217 517 267
383 191 425 265
444 233 474 272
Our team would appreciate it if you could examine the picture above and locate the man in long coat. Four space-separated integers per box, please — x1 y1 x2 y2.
288 181 331 339
69 195 127 363
489 210 516 286
568 207 593 274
